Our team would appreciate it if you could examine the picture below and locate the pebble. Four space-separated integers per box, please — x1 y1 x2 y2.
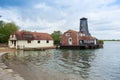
0 63 8 69
6 69 13 72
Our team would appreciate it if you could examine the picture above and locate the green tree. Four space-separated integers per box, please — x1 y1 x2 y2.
0 21 19 43
51 31 62 45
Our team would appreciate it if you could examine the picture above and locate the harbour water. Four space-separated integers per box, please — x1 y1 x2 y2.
2 41 120 80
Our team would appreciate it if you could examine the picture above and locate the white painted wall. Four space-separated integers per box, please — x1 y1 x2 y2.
94 39 97 45
16 40 54 49
8 35 54 49
8 40 15 48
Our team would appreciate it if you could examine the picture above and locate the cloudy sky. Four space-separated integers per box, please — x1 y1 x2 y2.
0 0 120 39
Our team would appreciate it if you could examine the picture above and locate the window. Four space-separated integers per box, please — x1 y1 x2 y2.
27 40 31 43
12 35 14 38
24 34 33 39
69 38 72 41
66 33 70 36
46 40 49 43
80 33 85 36
80 40 82 44
80 33 83 36
38 40 40 43
83 34 85 36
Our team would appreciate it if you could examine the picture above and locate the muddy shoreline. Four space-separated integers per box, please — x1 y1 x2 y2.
0 47 17 53
4 61 84 80
0 47 84 80
0 52 24 80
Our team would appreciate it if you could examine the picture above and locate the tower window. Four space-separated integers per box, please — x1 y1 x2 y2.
80 33 85 36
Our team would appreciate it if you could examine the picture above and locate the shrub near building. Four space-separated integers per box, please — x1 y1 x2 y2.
51 31 62 45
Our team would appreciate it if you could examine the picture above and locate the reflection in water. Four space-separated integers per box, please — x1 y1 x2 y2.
2 42 120 80
2 49 96 79
3 50 53 66
58 50 96 79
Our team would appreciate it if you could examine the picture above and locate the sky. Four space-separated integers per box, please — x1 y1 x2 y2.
0 0 120 40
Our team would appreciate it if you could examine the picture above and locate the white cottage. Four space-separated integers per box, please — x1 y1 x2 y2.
8 31 54 49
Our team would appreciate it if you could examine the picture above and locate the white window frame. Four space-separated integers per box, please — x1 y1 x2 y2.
66 33 70 36
80 33 85 36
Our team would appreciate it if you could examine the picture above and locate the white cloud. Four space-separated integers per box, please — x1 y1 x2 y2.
0 7 66 33
34 3 52 11
20 18 66 33
0 0 120 39
0 7 20 22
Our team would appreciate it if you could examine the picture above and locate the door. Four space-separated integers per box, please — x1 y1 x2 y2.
68 38 72 45
80 40 84 45
94 39 96 45
80 40 82 44
13 40 16 46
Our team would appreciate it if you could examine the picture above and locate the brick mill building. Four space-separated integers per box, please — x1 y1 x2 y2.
60 17 100 49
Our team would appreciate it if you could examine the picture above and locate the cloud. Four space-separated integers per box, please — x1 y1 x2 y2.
0 7 66 33
0 7 20 22
34 3 52 11
0 0 120 39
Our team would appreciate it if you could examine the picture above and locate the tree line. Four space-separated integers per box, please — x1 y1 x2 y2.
0 20 19 43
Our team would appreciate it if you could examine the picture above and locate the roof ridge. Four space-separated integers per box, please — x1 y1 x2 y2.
67 29 78 32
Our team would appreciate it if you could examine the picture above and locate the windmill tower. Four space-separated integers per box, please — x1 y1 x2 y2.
80 17 90 35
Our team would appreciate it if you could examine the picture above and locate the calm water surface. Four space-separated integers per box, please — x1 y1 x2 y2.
2 41 120 80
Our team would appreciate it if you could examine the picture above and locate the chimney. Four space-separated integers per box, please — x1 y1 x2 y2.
80 17 90 35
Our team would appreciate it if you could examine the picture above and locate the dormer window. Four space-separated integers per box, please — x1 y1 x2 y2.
66 33 70 36
10 35 15 38
12 35 14 38
24 34 33 39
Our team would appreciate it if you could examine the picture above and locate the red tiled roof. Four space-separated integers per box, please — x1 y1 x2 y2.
66 29 78 33
79 36 96 40
14 31 53 40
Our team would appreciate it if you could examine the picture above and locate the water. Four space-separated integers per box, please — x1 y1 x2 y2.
2 41 120 80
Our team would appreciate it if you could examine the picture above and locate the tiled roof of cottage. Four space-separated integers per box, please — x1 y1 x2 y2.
14 31 53 40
